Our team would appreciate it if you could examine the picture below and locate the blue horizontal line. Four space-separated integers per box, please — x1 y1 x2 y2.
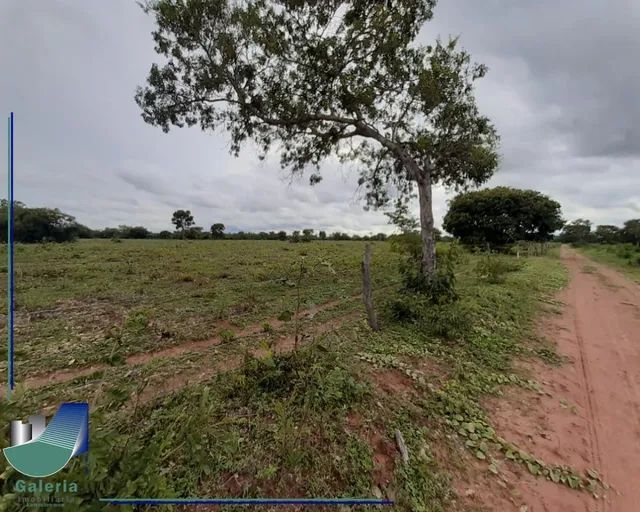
100 498 394 506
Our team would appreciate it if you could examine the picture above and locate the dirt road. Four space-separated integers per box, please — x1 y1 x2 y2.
474 247 640 511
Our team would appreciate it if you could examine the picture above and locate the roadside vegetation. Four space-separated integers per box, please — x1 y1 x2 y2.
555 216 640 281
578 244 640 282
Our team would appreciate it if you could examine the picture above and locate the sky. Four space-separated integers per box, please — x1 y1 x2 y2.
1 0 638 234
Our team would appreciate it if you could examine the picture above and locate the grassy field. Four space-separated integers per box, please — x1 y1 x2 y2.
0 240 399 379
0 240 580 511
578 243 640 282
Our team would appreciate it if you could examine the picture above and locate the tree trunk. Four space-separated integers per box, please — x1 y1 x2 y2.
416 171 436 277
361 244 379 331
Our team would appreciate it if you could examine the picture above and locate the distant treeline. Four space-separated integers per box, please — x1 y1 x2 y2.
0 202 412 243
556 218 640 246
90 226 393 242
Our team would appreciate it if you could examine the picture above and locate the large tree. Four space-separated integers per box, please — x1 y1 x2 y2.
136 0 499 277
557 219 593 245
594 225 621 245
443 187 564 247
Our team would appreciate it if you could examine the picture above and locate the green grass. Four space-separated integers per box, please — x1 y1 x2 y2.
0 240 400 378
578 243 640 282
0 241 584 511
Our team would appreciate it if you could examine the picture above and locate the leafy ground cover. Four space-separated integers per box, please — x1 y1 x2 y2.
0 242 585 511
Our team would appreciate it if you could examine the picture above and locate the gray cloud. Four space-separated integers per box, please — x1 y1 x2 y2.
1 0 638 234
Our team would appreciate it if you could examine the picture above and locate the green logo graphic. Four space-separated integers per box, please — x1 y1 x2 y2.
3 402 89 478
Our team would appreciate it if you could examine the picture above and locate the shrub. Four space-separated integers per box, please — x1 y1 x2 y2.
228 344 367 411
124 309 150 334
219 329 236 343
392 235 462 304
475 253 524 284
387 294 472 341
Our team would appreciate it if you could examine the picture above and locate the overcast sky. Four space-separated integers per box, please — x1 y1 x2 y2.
1 0 638 233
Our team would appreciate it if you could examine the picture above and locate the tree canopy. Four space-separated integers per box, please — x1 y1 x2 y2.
557 219 592 245
210 223 226 238
442 187 564 247
0 201 85 243
594 225 621 244
136 0 499 276
622 219 640 246
171 209 195 236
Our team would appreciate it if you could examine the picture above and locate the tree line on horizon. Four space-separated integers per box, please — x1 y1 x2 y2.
556 218 640 246
3 190 638 248
0 201 396 243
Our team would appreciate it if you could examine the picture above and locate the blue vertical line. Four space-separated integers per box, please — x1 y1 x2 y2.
8 113 14 395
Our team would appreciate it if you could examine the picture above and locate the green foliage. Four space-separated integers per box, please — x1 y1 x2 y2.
137 0 499 276
171 209 194 236
302 229 315 242
230 344 367 412
124 309 151 334
210 223 225 239
557 218 593 245
392 236 461 303
0 200 84 243
443 187 564 248
622 219 640 245
594 224 621 244
387 295 472 342
475 253 525 284
219 329 236 343
579 243 640 282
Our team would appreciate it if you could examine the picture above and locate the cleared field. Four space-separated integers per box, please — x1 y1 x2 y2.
0 240 399 379
0 241 575 511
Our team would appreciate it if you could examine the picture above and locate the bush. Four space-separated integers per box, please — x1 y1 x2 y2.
475 253 524 284
229 344 367 411
392 235 462 304
387 294 472 341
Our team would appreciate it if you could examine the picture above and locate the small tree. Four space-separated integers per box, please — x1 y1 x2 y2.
290 230 301 243
171 209 194 238
277 230 287 241
302 228 315 242
443 187 564 248
318 230 327 240
210 223 226 239
136 0 499 279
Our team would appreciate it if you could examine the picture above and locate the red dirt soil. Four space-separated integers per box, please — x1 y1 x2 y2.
467 247 640 511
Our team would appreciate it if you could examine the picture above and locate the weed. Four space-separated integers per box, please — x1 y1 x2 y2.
124 309 150 334
219 329 236 343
